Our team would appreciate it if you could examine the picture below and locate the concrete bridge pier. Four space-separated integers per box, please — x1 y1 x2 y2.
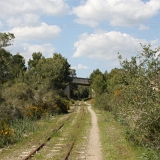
64 84 71 98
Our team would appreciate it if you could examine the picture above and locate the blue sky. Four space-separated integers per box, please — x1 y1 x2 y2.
0 0 160 78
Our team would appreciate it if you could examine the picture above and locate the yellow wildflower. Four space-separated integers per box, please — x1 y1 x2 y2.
114 90 121 96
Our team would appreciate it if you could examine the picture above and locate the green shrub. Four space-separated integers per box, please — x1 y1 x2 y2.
93 44 160 155
2 83 33 107
0 117 37 148
34 87 69 115
0 122 15 147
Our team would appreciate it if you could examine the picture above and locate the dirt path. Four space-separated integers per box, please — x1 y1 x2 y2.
86 104 102 160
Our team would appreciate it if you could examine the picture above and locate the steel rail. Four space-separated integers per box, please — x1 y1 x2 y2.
22 106 76 160
62 106 85 160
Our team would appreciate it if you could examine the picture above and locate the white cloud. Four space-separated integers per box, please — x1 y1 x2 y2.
23 43 56 61
70 66 77 70
74 19 98 28
139 24 149 30
0 21 3 28
8 42 56 63
0 0 69 27
70 64 89 70
0 0 69 17
77 64 89 69
72 0 160 27
7 14 40 27
10 23 61 42
72 31 149 60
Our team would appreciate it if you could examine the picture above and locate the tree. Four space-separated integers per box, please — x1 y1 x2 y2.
92 74 106 95
90 69 107 95
107 68 127 91
89 69 104 84
51 53 72 89
78 86 89 98
10 53 27 81
0 32 15 84
28 52 43 69
112 44 160 150
69 68 76 77
103 70 109 81
0 48 12 84
0 51 26 84
26 53 72 90
0 32 15 48
71 85 89 99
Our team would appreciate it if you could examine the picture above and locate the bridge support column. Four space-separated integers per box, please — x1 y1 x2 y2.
64 84 70 98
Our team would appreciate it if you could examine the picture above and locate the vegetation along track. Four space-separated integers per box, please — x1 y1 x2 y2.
0 106 84 160
24 105 85 160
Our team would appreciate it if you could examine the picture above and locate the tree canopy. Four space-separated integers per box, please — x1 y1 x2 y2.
26 53 72 90
0 32 15 48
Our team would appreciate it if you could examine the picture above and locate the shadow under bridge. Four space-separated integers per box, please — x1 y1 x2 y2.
64 77 90 98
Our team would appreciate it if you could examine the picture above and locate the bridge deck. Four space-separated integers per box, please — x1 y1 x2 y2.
71 77 90 86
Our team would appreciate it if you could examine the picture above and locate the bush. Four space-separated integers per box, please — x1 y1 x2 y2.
0 117 37 148
94 93 112 111
0 122 15 147
2 83 33 107
34 87 69 115
93 44 160 154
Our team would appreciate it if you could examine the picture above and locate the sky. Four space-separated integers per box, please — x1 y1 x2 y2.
0 0 160 78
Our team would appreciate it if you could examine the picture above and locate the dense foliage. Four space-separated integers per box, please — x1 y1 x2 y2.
71 85 89 99
1 30 159 158
90 44 160 157
0 33 72 147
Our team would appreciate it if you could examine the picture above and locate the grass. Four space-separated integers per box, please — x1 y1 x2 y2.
68 104 91 160
31 102 91 160
1 102 158 160
0 117 37 148
0 113 70 160
95 108 159 160
32 105 85 160
0 104 89 160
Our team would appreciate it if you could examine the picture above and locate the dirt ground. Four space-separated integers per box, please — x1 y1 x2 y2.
86 104 102 160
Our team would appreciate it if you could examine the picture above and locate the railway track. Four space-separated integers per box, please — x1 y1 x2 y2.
0 102 90 160
22 106 77 160
30 105 85 160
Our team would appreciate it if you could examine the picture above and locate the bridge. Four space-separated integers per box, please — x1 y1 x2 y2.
71 77 90 86
64 77 90 98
